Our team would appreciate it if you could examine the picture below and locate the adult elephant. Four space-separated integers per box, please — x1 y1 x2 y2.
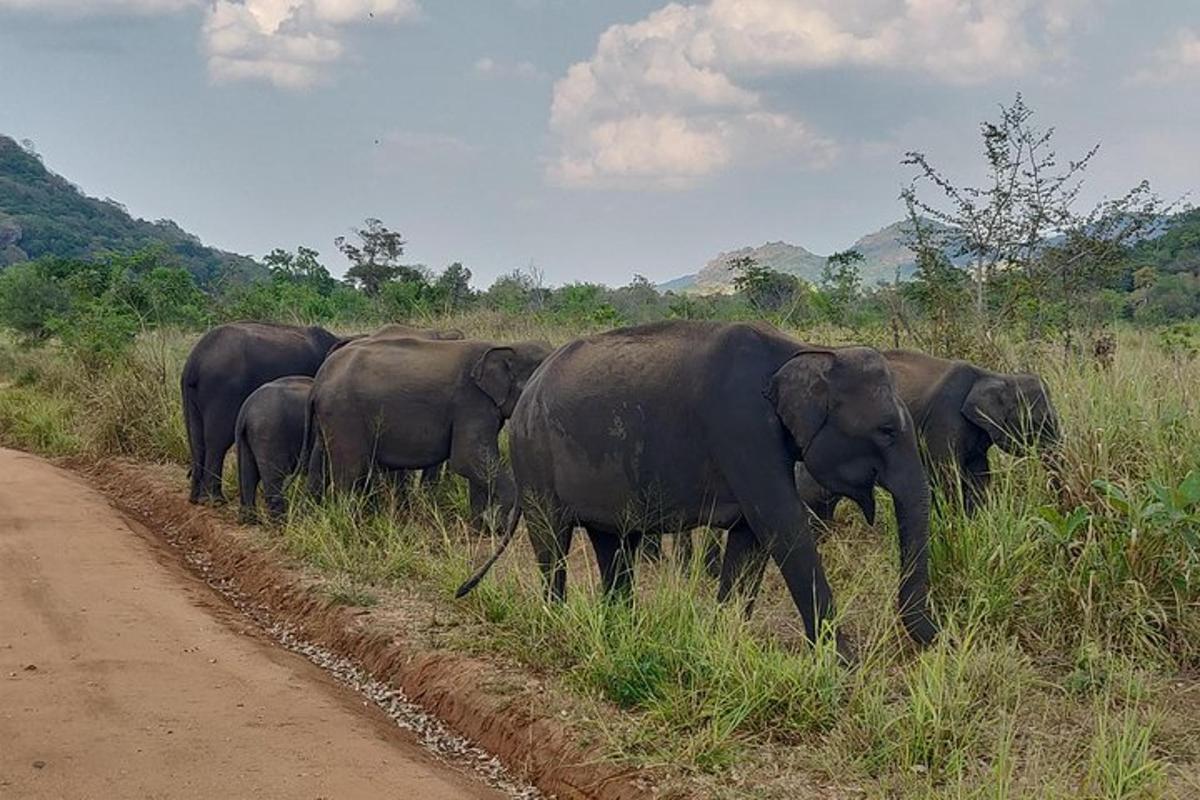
182 322 343 504
304 337 553 526
797 349 1060 521
457 321 939 649
326 323 465 355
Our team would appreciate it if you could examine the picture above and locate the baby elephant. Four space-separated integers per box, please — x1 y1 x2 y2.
235 376 313 524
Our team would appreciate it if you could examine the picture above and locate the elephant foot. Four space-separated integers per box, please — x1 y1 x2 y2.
901 608 938 648
238 507 259 526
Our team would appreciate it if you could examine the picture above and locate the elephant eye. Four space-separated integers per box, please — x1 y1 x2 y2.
878 424 897 441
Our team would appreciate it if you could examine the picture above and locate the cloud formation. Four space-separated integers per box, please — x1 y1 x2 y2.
203 1 421 89
549 0 1090 189
1130 28 1200 85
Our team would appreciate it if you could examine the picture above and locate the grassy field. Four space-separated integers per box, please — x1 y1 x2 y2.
1 313 1197 798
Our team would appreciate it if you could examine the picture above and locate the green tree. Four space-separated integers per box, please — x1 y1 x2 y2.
731 256 806 320
0 260 69 341
336 219 410 296
432 262 474 311
264 246 336 295
817 249 863 327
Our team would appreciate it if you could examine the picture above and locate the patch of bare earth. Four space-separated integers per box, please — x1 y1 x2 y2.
78 457 663 800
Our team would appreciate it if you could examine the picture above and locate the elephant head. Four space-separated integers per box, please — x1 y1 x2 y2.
963 372 1059 455
472 341 555 417
307 325 344 356
768 346 935 644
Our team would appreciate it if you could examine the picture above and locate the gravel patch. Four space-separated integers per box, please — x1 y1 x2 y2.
184 551 546 800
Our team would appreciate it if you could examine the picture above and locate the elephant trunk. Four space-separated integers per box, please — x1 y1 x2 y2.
881 450 938 646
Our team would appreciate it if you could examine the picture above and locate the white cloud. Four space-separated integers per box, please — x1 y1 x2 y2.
1130 28 1200 85
202 1 421 89
549 0 1090 189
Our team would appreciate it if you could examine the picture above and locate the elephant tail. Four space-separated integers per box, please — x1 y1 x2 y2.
234 406 259 515
300 390 328 499
455 502 522 598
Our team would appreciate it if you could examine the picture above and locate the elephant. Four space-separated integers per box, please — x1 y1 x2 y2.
324 323 467 489
796 349 1060 521
457 321 939 650
182 322 343 504
326 323 465 356
235 376 312 524
304 336 553 527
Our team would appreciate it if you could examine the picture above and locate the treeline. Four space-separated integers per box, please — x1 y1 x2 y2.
1 208 1198 370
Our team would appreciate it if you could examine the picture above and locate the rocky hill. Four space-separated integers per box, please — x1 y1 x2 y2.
664 219 955 294
0 135 263 286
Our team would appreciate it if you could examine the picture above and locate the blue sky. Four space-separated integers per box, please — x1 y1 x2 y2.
1 1 1198 286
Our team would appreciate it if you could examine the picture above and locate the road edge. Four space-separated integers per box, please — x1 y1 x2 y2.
73 457 659 800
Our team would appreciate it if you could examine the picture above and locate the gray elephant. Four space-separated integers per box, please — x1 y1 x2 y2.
326 323 467 488
457 321 939 650
304 337 553 526
235 376 312 524
327 323 465 356
182 322 343 504
798 349 1060 521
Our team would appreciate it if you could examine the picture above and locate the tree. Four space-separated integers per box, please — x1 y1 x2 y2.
818 249 863 327
902 94 1173 352
731 256 806 319
264 246 335 295
0 260 69 341
336 219 410 296
432 262 474 311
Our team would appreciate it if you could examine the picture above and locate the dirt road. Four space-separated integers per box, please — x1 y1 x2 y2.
0 449 507 799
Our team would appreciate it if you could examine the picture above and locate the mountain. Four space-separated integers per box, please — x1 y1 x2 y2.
0 135 263 286
692 241 827 294
662 219 957 294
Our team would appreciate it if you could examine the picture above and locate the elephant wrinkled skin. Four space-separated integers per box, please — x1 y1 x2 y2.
457 321 939 649
304 336 552 527
182 322 343 504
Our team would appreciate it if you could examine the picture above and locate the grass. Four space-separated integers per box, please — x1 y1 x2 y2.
1 316 1197 797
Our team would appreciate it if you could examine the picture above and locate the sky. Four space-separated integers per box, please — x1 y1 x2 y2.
1 1 1198 287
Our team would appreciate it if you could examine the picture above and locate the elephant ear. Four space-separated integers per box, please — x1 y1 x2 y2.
766 351 833 454
472 347 516 408
962 375 1013 446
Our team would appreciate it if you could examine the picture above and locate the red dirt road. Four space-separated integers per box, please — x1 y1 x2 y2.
0 449 506 799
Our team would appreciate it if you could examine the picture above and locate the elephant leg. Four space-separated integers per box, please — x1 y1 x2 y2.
466 479 492 532
717 521 769 618
261 463 289 523
675 528 694 566
702 529 723 579
449 418 511 526
201 405 235 503
960 453 991 516
325 434 373 496
526 501 573 603
237 447 260 525
420 463 444 489
588 529 641 601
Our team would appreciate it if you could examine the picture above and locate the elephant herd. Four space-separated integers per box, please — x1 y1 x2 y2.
182 319 1060 652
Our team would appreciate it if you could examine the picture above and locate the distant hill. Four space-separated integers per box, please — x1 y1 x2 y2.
0 135 263 286
1131 207 1200 276
663 219 958 294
